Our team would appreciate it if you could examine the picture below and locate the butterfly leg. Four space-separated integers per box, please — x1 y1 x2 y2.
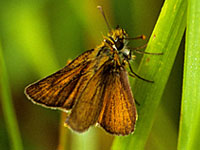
127 61 154 83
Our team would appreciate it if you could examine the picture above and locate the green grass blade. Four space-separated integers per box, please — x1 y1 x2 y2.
58 113 71 150
71 128 99 150
0 42 23 150
112 0 186 149
178 0 200 149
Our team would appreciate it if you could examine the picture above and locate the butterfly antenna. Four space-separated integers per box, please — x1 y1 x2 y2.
97 6 111 32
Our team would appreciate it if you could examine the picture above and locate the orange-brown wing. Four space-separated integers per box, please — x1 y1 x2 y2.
25 49 98 110
65 61 109 132
98 66 137 136
65 62 137 134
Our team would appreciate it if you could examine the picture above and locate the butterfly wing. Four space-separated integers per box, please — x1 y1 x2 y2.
25 49 108 111
65 61 108 131
98 65 137 135
65 61 137 134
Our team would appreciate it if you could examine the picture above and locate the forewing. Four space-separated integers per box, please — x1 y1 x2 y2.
65 61 108 132
98 67 137 135
25 49 97 110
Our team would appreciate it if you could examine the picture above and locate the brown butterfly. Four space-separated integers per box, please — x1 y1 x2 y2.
25 6 160 136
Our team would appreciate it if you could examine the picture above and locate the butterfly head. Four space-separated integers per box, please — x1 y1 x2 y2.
105 27 128 51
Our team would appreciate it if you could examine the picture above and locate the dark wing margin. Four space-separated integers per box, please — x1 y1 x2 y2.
98 65 137 135
25 49 95 111
65 62 137 135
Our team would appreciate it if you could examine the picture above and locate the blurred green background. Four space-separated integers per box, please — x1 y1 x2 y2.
0 0 184 150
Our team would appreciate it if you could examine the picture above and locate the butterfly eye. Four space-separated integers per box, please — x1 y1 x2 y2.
115 38 124 50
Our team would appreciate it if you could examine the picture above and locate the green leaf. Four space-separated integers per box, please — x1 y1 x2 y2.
112 0 186 149
0 41 23 150
178 0 200 149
